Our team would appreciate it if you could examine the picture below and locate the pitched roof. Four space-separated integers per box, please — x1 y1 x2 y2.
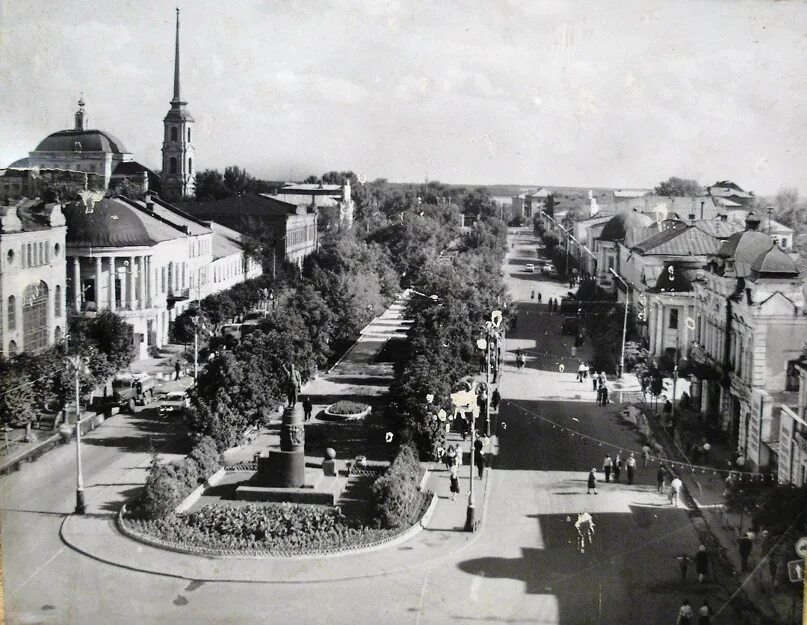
175 194 302 221
209 221 246 260
268 193 338 209
130 196 211 236
35 129 129 154
635 223 722 256
692 219 742 239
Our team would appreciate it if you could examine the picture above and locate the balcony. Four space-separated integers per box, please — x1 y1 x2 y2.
166 287 190 303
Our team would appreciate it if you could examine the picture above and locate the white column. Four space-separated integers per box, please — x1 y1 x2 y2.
138 256 146 309
655 303 664 357
129 255 137 309
73 257 82 310
109 257 116 311
94 256 103 309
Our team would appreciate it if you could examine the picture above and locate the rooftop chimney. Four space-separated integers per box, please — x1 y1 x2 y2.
145 194 154 211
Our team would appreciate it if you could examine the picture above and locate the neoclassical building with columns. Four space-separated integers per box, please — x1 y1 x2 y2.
64 193 257 359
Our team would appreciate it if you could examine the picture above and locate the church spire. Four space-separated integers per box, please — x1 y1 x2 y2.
172 8 183 105
74 93 87 130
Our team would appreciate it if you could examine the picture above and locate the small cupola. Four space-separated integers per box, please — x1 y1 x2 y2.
745 210 761 231
74 94 88 131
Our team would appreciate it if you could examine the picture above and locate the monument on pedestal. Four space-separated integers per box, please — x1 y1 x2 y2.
235 362 346 504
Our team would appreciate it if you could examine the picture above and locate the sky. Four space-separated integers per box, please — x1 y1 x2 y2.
2 0 807 195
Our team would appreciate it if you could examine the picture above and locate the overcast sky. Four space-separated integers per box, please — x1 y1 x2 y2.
2 0 807 194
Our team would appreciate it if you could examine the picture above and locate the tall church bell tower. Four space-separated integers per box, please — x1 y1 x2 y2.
161 8 195 200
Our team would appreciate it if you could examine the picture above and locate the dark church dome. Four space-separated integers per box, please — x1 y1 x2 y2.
35 129 129 154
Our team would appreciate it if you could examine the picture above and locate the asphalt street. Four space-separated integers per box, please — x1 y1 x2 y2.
0 228 747 625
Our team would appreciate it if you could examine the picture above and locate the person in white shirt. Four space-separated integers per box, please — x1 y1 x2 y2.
670 474 683 507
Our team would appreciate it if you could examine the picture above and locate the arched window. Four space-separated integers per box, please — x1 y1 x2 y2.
55 285 62 317
8 340 17 356
188 157 192 174
23 282 49 351
171 126 178 142
55 326 63 344
187 128 191 142
7 295 16 331
170 157 177 174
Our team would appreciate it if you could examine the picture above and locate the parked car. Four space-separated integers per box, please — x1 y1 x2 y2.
158 390 190 418
525 263 535 273
543 262 555 274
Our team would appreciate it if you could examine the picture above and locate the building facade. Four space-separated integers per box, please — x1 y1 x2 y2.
0 200 67 358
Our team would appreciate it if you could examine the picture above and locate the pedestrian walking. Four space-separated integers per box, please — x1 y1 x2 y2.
474 436 485 479
671 474 683 507
537 292 542 303
587 468 598 494
613 452 623 482
739 532 753 572
444 445 456 471
596 385 604 405
582 363 589 379
601 385 609 406
491 388 501 411
602 454 612 482
657 466 666 493
531 288 535 300
598 371 607 388
577 361 586 382
449 462 460 501
592 372 599 392
694 544 709 583
676 553 691 582
677 599 693 625
698 600 711 625
642 444 651 469
174 360 181 380
302 396 313 421
626 452 637 484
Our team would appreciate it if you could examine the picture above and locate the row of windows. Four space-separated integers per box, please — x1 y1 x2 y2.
6 282 60 352
286 225 315 248
214 258 243 283
7 241 61 269
190 237 210 257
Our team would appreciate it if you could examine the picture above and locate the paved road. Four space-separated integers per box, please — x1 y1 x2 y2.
2 228 747 624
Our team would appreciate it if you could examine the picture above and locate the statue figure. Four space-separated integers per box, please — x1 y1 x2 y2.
282 362 302 407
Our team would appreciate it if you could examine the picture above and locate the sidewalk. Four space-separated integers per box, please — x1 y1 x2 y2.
629 397 799 624
60 289 491 578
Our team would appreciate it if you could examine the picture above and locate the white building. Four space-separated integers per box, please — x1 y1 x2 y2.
0 199 67 357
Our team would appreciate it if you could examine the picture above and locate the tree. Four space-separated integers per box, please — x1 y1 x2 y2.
654 177 702 197
0 369 37 426
223 166 257 196
109 178 145 201
86 311 136 370
772 187 804 231
194 169 228 200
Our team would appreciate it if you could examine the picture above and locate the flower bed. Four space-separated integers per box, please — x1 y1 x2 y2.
120 493 433 557
324 400 371 419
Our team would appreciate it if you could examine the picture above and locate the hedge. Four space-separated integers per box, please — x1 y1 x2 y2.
369 443 425 529
138 435 222 519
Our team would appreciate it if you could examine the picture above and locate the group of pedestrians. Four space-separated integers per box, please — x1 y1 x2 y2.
656 465 684 507
676 597 712 625
546 298 559 312
592 369 609 405
444 436 490 501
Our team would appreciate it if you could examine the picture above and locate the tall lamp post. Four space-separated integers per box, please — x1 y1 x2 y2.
64 355 90 514
191 315 204 382
609 268 630 379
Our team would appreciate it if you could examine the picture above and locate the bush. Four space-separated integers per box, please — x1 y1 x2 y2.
188 436 222 478
369 444 425 529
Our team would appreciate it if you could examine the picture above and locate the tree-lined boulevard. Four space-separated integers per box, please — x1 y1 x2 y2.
0 227 755 625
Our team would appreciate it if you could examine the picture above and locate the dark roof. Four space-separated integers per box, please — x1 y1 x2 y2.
750 245 799 278
8 157 30 168
112 161 162 192
175 194 304 220
163 105 194 123
651 263 694 292
64 196 182 247
210 222 245 260
600 210 654 242
35 129 129 154
692 220 742 239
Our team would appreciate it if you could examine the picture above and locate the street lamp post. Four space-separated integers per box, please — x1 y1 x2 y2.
64 355 90 514
191 315 202 382
609 268 630 379
670 364 679 423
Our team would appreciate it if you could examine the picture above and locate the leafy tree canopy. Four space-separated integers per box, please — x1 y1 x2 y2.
654 177 703 197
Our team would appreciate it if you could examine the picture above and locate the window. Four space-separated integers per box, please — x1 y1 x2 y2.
6 249 13 265
171 126 178 141
7 295 16 331
188 157 192 174
668 309 679 329
54 242 60 258
27 243 32 266
188 128 191 142
22 282 49 351
169 157 177 174
786 360 799 392
55 285 62 317
782 238 789 248
8 340 17 356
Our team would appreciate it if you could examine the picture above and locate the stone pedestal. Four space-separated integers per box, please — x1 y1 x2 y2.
255 404 306 488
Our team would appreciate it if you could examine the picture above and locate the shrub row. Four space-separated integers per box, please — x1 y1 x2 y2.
124 495 432 554
369 444 426 530
137 436 221 519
